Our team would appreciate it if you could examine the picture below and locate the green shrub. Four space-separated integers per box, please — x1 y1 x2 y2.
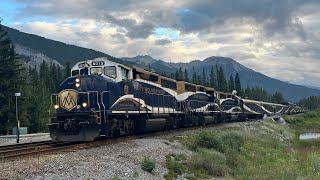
303 111 318 118
186 149 230 177
141 157 155 173
193 131 225 152
164 154 187 180
192 130 245 153
219 131 245 153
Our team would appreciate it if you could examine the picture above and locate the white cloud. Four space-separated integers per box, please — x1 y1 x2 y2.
6 0 320 87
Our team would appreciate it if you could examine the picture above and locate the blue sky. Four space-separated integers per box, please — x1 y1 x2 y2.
1 0 320 87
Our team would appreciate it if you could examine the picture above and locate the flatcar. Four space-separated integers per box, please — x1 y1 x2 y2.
48 57 305 142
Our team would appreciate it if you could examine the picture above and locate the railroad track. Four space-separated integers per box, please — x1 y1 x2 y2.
0 119 262 160
0 140 88 160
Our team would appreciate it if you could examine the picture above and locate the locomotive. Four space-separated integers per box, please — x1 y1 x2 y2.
48 57 305 142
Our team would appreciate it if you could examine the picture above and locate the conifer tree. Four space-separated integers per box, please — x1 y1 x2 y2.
197 75 202 85
175 69 179 80
0 20 25 134
235 73 242 96
271 92 284 104
192 66 197 84
228 74 235 93
184 69 189 82
202 68 206 86
209 66 217 88
217 67 227 92
178 67 183 81
64 62 71 79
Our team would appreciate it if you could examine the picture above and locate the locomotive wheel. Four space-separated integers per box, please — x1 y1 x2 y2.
112 127 120 137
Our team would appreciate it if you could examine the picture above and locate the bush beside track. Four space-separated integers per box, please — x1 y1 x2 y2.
166 114 320 179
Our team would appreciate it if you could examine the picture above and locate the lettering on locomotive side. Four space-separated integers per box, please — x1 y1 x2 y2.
132 82 165 95
144 87 165 95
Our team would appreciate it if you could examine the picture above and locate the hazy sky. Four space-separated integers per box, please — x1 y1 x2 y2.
1 0 320 87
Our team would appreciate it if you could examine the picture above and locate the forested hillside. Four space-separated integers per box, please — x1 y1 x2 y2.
3 26 128 67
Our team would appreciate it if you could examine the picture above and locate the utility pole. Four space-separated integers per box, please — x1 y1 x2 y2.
15 92 21 143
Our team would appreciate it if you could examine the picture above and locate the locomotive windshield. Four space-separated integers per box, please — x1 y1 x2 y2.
90 67 102 75
104 66 117 78
80 68 88 75
72 70 79 76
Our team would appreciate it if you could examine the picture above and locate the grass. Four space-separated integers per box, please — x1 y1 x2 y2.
285 110 320 134
164 154 187 180
140 156 155 173
168 112 320 179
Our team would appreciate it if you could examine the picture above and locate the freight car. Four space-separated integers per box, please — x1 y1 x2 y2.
48 57 304 142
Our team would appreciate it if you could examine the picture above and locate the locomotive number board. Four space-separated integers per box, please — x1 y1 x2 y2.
92 61 105 66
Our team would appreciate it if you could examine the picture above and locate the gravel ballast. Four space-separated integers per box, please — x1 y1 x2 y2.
0 120 265 179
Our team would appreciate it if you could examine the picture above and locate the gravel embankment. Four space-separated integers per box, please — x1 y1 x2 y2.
0 120 265 180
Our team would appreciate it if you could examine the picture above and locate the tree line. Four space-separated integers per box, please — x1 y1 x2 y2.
299 96 320 110
173 66 242 96
172 66 285 104
0 19 69 134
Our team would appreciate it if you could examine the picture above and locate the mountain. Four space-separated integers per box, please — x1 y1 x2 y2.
14 43 63 68
121 55 320 102
3 26 132 67
3 25 320 101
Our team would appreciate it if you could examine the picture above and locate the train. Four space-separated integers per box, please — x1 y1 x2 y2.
48 57 306 142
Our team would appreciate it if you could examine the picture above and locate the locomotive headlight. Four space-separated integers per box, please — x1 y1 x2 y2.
75 82 80 88
54 104 59 109
75 78 80 83
82 102 87 107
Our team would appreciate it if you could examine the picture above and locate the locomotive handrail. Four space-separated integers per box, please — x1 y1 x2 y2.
101 91 110 123
88 91 101 124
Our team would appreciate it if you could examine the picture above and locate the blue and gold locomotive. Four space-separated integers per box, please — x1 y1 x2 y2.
48 57 305 142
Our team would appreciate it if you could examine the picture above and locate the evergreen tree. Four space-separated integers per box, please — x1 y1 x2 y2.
0 20 26 134
64 62 71 79
192 66 197 84
234 73 242 96
209 66 217 88
271 92 284 104
217 67 227 92
184 69 189 82
244 85 251 98
178 67 183 81
197 75 202 85
202 68 206 86
228 74 235 93
170 73 175 79
175 69 179 80
299 96 320 110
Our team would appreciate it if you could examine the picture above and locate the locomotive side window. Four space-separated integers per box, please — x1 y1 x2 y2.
80 68 88 75
121 67 129 80
104 66 117 78
72 70 79 76
90 67 102 75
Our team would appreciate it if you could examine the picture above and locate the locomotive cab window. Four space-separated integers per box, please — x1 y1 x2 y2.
80 68 88 75
90 67 102 75
121 67 129 80
72 70 79 76
104 66 117 78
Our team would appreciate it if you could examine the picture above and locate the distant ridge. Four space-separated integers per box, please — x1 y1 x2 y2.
3 25 320 101
122 55 320 102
